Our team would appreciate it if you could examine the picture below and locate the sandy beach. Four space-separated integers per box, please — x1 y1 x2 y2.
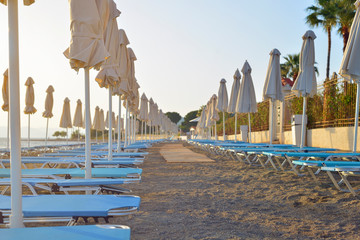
119 142 360 239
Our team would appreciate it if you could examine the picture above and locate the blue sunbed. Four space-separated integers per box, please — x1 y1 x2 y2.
0 225 131 240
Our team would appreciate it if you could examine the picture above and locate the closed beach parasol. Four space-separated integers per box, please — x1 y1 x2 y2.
211 94 220 140
92 106 101 142
73 99 83 141
1 0 36 228
216 79 228 141
24 77 37 148
339 0 360 152
291 30 317 148
263 49 284 145
64 0 110 178
100 109 106 142
236 61 257 143
139 93 149 141
59 97 72 144
2 69 9 150
42 85 54 146
228 69 241 142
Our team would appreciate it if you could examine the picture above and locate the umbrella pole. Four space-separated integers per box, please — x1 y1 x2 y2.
96 131 98 143
223 112 225 141
7 112 9 150
28 114 30 148
77 127 80 141
353 82 360 152
102 130 104 143
234 113 237 142
108 87 113 161
124 100 128 147
300 97 307 149
117 96 121 152
269 99 273 145
8 0 24 227
145 121 147 142
45 118 49 147
248 113 252 143
84 67 92 180
141 120 144 141
66 128 68 146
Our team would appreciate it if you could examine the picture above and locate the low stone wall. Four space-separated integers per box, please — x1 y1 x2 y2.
217 126 359 151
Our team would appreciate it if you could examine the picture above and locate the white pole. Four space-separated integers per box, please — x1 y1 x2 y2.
248 113 252 143
27 114 30 148
269 99 273 145
300 97 307 149
45 118 49 147
117 95 121 152
8 0 24 228
223 112 226 141
353 82 360 152
141 120 144 141
96 130 98 143
234 113 237 142
66 128 69 145
108 87 113 161
145 121 147 141
77 127 80 141
84 67 91 179
124 100 128 147
7 112 9 150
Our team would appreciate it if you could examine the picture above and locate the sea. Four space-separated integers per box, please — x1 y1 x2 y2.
0 138 82 150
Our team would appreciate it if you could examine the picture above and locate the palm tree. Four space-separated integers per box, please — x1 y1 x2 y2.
336 0 356 52
306 0 338 80
281 53 319 81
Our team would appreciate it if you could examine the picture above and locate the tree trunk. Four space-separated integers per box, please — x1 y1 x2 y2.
326 27 331 80
342 26 349 52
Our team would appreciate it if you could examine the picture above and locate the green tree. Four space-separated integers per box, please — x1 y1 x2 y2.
52 131 60 137
306 0 338 79
180 110 198 132
281 53 319 81
60 131 68 138
336 0 356 52
165 112 182 124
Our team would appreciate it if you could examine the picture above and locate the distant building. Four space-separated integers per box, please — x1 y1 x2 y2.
281 77 294 95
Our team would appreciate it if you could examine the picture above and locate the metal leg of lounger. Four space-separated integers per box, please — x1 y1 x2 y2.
307 167 320 184
257 156 266 168
273 157 284 171
286 156 302 176
326 171 343 191
340 173 357 196
264 155 278 170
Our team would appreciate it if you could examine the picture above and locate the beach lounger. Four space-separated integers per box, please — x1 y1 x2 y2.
0 157 143 169
43 152 148 158
0 168 142 179
321 165 360 196
0 195 141 225
0 225 131 240
0 177 140 195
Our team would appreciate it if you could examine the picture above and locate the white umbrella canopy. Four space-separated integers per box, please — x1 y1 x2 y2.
64 0 110 180
228 69 241 141
42 85 54 118
2 69 8 112
59 97 72 144
95 0 120 89
24 77 36 148
116 29 131 95
263 48 284 145
59 97 72 129
291 30 317 148
73 99 83 128
24 77 36 114
339 0 360 152
64 0 110 71
228 69 241 113
139 93 149 121
92 106 101 131
216 79 228 141
236 61 257 143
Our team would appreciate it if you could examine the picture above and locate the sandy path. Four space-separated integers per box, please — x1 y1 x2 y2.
118 142 360 239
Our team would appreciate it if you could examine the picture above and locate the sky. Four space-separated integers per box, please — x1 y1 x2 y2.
0 0 345 138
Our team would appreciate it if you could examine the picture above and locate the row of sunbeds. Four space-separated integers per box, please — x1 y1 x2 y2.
189 139 360 197
0 140 162 239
